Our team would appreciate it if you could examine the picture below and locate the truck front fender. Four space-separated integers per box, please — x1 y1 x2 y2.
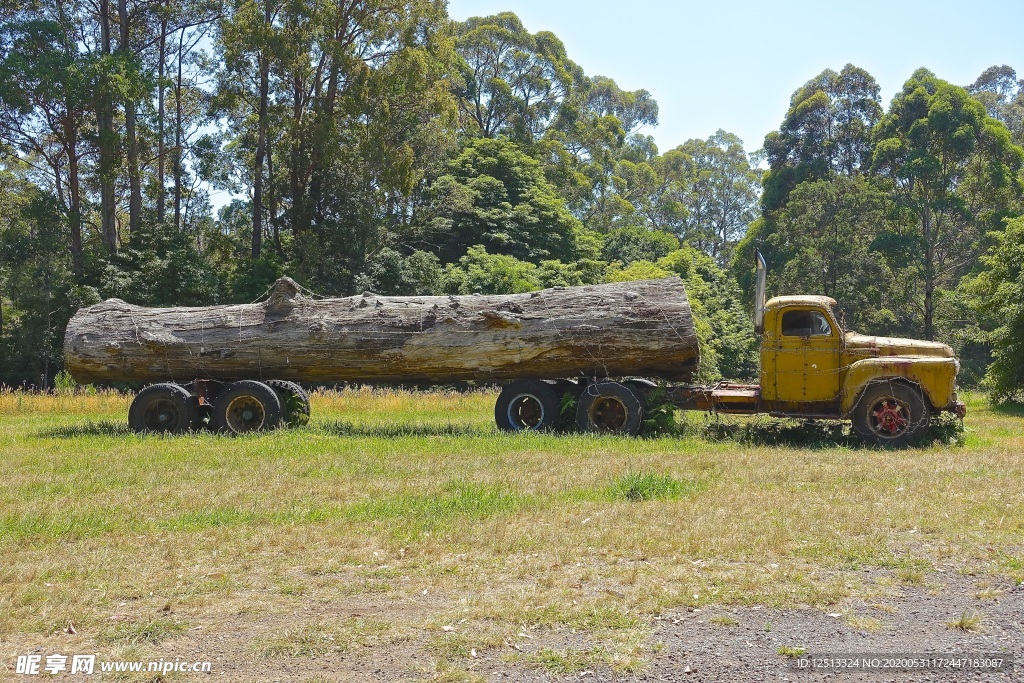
842 357 957 416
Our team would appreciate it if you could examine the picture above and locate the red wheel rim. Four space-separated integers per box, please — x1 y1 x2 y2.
869 397 911 438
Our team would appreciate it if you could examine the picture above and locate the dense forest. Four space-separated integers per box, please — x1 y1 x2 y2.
0 1 1022 401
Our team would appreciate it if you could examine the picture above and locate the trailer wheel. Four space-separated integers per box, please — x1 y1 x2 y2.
264 380 311 427
495 379 561 432
576 381 644 436
852 381 927 447
128 383 200 434
211 380 283 434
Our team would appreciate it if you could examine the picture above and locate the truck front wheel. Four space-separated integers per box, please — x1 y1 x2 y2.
852 382 927 447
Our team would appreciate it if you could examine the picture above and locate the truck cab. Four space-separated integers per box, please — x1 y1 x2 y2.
760 295 844 416
757 294 964 444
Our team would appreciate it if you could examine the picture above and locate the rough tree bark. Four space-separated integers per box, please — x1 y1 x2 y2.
97 0 118 253
64 278 700 385
252 21 270 259
174 25 184 232
64 114 82 275
158 14 166 224
119 0 142 236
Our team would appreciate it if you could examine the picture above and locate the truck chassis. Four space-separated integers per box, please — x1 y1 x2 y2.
127 374 963 448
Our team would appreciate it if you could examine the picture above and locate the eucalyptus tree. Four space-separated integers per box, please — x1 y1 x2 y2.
768 176 898 334
0 0 94 272
737 64 883 309
872 69 1024 340
964 215 1024 402
552 75 660 231
96 0 218 241
672 130 760 264
0 169 99 386
453 12 582 142
451 14 662 240
968 65 1024 145
762 64 881 212
420 136 594 265
93 0 119 252
215 0 283 257
214 0 458 289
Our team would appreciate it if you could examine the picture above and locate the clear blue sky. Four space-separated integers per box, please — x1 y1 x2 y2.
448 0 1024 155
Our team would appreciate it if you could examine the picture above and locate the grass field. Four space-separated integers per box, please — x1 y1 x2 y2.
1 388 1022 679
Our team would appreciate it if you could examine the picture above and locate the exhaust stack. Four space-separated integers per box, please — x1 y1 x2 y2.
754 250 767 334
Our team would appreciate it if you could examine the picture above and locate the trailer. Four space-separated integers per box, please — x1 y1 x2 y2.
63 254 965 446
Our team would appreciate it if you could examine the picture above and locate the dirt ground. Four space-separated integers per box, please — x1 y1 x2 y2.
120 571 1019 682
645 573 1021 683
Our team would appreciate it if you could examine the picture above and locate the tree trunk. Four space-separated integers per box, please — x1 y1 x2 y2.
157 15 167 224
98 0 118 253
174 25 184 232
268 143 280 251
923 206 935 341
64 278 700 385
119 0 142 236
65 113 82 276
252 38 270 259
290 74 305 235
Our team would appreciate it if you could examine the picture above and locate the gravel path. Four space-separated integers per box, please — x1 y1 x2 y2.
642 574 1021 682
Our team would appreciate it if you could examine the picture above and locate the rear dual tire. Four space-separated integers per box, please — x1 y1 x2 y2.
493 379 648 436
210 380 283 434
264 380 311 427
576 381 645 436
128 383 201 434
130 379 310 435
495 380 561 432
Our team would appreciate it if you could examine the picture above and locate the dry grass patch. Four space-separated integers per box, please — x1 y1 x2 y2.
975 587 1005 601
253 617 393 659
426 629 504 660
709 614 739 627
514 647 603 674
945 610 984 632
508 628 649 675
101 617 187 645
846 615 885 633
896 567 927 585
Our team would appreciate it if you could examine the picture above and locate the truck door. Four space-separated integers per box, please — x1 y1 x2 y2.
772 307 841 412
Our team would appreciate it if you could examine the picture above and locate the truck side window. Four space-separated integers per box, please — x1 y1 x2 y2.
781 310 832 337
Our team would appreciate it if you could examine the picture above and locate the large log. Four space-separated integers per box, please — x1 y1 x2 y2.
63 277 700 385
